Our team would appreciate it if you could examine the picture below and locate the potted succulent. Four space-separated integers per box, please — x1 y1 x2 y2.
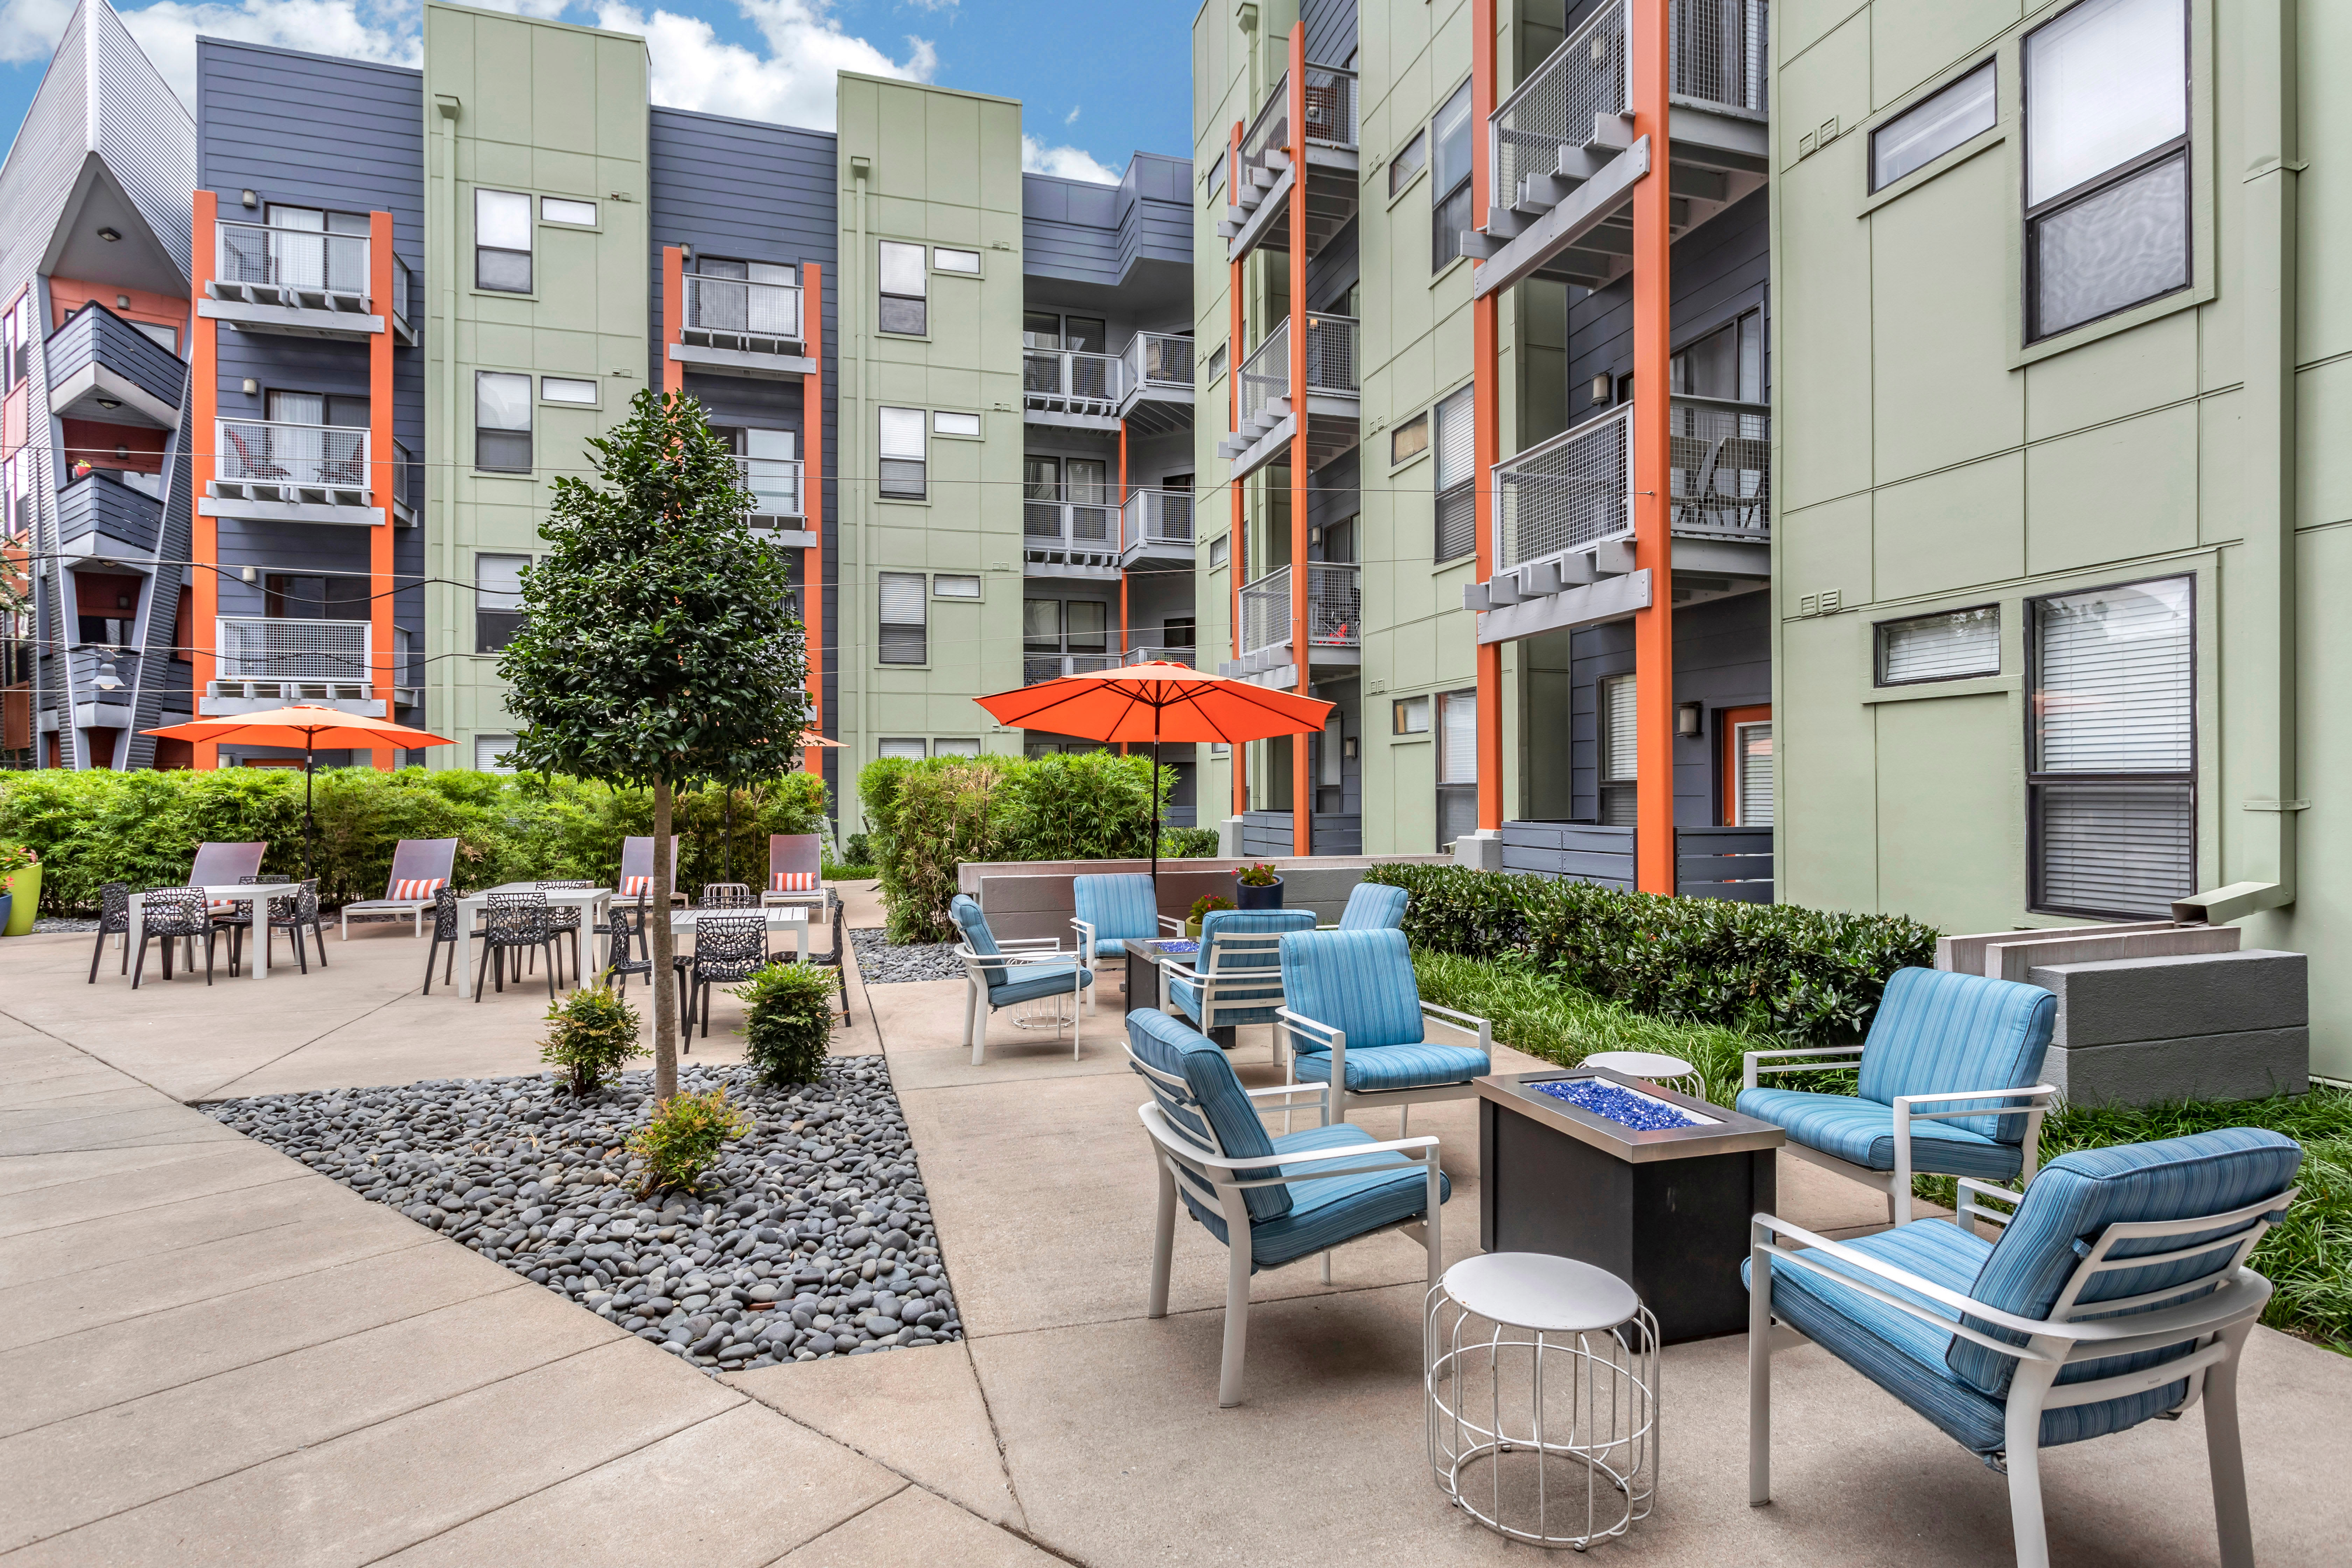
0 843 37 938
1184 892 1234 940
1233 861 1284 911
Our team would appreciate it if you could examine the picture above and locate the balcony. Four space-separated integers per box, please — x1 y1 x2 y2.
45 303 184 429
1023 651 1119 685
202 419 410 527
1222 561 1361 684
733 455 814 545
1023 349 1124 430
1122 645 1198 668
1468 395 1770 643
54 472 163 567
1219 62 1360 264
1023 491 1122 578
1117 332 1195 435
1465 0 1770 298
66 647 139 732
202 222 415 344
205 616 394 717
1120 488 1195 565
1216 314 1359 481
672 275 813 380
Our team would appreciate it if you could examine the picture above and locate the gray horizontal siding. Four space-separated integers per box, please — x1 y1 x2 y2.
1302 0 1359 68
47 302 188 410
1557 592 1770 825
54 473 163 559
1024 154 1192 288
1564 186 1767 424
1498 821 1774 902
1239 810 1362 857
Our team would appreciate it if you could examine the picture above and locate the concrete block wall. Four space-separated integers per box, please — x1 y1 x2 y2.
2027 950 2309 1107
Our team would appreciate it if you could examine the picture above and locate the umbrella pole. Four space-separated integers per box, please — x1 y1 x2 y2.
303 743 316 879
724 786 734 884
1149 710 1162 880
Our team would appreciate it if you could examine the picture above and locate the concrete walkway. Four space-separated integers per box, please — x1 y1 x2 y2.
4 894 2348 1565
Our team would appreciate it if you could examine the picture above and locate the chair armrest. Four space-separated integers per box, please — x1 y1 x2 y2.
1276 1006 1339 1049
1891 1084 2059 1122
1242 1083 1331 1104
1420 1000 1493 1052
1955 1178 2024 1230
1072 918 1096 965
1742 1043 1864 1091
997 936 1063 951
1750 1214 2068 1356
1157 915 1185 935
1136 1104 1437 1173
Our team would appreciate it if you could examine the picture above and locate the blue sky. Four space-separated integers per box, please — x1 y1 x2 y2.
0 0 1196 183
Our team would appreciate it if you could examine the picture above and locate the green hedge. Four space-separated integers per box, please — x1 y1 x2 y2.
858 751 1218 943
0 766 826 913
1364 863 1938 1048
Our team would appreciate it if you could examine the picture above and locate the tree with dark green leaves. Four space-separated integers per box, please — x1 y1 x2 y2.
498 389 812 1100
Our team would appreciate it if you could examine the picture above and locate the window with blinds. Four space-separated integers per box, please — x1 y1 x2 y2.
1433 384 1476 562
1600 673 1638 826
1734 722 1773 827
878 407 926 499
877 571 927 665
1438 690 1476 783
878 240 927 335
2029 575 2194 917
474 734 517 774
1877 606 2000 685
877 738 926 760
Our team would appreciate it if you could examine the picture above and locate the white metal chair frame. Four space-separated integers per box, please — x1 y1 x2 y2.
954 937 1085 1065
1749 1178 2293 1568
1743 1042 2058 1225
1157 927 1294 1060
1276 998 1494 1133
1071 910 1184 1014
1128 1045 1444 1408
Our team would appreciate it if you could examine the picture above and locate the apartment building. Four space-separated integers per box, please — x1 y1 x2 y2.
1769 0 2346 1073
1194 0 1772 883
0 0 197 770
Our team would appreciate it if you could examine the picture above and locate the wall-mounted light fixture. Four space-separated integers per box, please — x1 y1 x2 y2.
93 662 124 692
1675 702 1704 739
113 444 130 460
94 396 121 410
241 378 259 396
115 294 130 309
1590 373 1612 404
1342 736 1358 761
96 226 120 242
240 566 259 584
241 189 259 208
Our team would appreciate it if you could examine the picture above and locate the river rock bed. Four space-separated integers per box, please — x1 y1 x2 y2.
848 928 966 984
204 1057 959 1374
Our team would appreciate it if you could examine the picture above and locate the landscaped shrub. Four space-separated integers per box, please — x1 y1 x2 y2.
539 978 645 1094
628 1086 749 1195
734 961 838 1087
1364 863 1938 1048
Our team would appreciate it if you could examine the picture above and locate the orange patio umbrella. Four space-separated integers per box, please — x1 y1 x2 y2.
973 661 1336 874
145 704 454 875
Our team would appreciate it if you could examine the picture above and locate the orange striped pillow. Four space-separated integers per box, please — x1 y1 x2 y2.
392 877 444 901
621 876 653 896
771 871 817 892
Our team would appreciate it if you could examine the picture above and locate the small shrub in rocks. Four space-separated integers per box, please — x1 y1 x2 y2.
540 978 645 1094
630 1087 749 1195
735 961 836 1087
205 1059 961 1374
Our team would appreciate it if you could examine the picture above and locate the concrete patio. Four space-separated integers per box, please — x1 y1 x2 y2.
2 889 2347 1565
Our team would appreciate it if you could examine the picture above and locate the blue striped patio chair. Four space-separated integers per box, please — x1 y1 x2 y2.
1162 908 1316 1052
1747 1128 2301 1568
1071 873 1180 1013
949 893 1091 1065
1275 928 1491 1132
1328 880 1408 931
1737 967 2059 1225
1125 1006 1448 1407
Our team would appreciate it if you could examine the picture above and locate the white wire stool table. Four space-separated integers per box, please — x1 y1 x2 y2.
1426 1252 1659 1549
1579 1050 1706 1101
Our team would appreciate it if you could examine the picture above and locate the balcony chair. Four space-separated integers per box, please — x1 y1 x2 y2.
87 882 132 983
765 833 830 914
129 888 221 988
1325 880 1408 931
420 886 479 995
340 837 457 939
1125 1006 1447 1407
474 892 562 1002
1746 1128 2302 1568
678 912 770 1044
948 893 1090 1065
1161 908 1316 1051
1071 872 1181 1012
1737 968 2058 1226
616 835 685 906
1276 929 1491 1132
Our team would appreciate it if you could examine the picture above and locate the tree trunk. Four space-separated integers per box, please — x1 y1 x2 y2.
651 776 679 1101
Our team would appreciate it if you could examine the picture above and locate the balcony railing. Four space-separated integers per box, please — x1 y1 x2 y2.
1242 63 1362 169
1123 645 1198 668
1023 493 1119 551
216 419 370 493
391 251 415 338
683 274 804 345
215 617 370 682
733 455 805 521
1121 332 1195 394
1238 562 1361 660
1492 394 1768 572
1237 314 1359 431
1023 350 1124 418
1488 0 1767 212
1023 651 1118 685
217 220 371 298
1122 488 1195 552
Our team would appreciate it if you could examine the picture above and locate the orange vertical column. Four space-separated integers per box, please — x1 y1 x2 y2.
1286 27 1311 858
1228 124 1248 823
189 191 219 770
1471 0 1503 833
1630 0 1676 894
800 261 825 777
661 247 685 396
1117 418 1130 755
366 211 397 770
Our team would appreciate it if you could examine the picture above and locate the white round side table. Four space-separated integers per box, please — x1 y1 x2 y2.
1581 1050 1707 1103
1426 1252 1659 1549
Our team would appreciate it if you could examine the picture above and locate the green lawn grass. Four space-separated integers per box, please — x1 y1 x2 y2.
1413 948 2352 1356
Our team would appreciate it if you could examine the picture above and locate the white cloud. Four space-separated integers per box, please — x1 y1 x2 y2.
595 0 933 128
0 0 81 65
110 1 420 104
1062 103 1078 125
1021 134 1116 184
901 0 957 10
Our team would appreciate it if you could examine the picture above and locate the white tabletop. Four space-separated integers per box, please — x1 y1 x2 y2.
671 906 808 930
128 883 306 982
1441 1252 1642 1334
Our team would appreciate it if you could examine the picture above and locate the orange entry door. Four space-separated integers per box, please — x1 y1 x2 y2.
1718 704 1772 827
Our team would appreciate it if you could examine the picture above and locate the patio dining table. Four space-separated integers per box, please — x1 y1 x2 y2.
670 904 811 963
452 883 614 999
128 884 309 980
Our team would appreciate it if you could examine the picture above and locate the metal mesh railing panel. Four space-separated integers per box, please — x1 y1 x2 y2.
216 617 370 681
1668 396 1770 536
1302 65 1359 148
1492 0 1630 212
1303 314 1358 393
1239 320 1290 428
1125 489 1195 546
684 275 803 339
1242 70 1289 168
1308 563 1360 645
1024 500 1064 540
217 420 369 489
733 456 804 518
1128 332 1195 387
1069 505 1113 544
216 222 371 295
1240 567 1288 659
1672 0 1769 114
1496 406 1634 569
1066 352 1118 402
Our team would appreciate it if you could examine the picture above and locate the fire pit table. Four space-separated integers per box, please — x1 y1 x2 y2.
1475 1068 1784 1344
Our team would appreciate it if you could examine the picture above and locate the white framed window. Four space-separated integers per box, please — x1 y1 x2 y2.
1390 409 1429 467
1872 61 1997 192
1389 127 1428 198
1435 688 1478 848
475 554 528 652
1876 606 2001 685
933 573 981 599
541 196 598 227
933 247 981 274
1208 534 1229 570
1433 384 1476 562
878 571 927 664
2023 0 2191 341
933 737 981 757
1392 694 1429 735
474 733 517 774
474 189 532 293
540 376 598 406
474 372 532 472
1204 341 1227 384
878 738 927 760
932 410 981 437
878 407 926 499
2029 574 2194 917
878 241 927 334
1732 721 1774 827
1430 80 1474 273
1599 673 1638 825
